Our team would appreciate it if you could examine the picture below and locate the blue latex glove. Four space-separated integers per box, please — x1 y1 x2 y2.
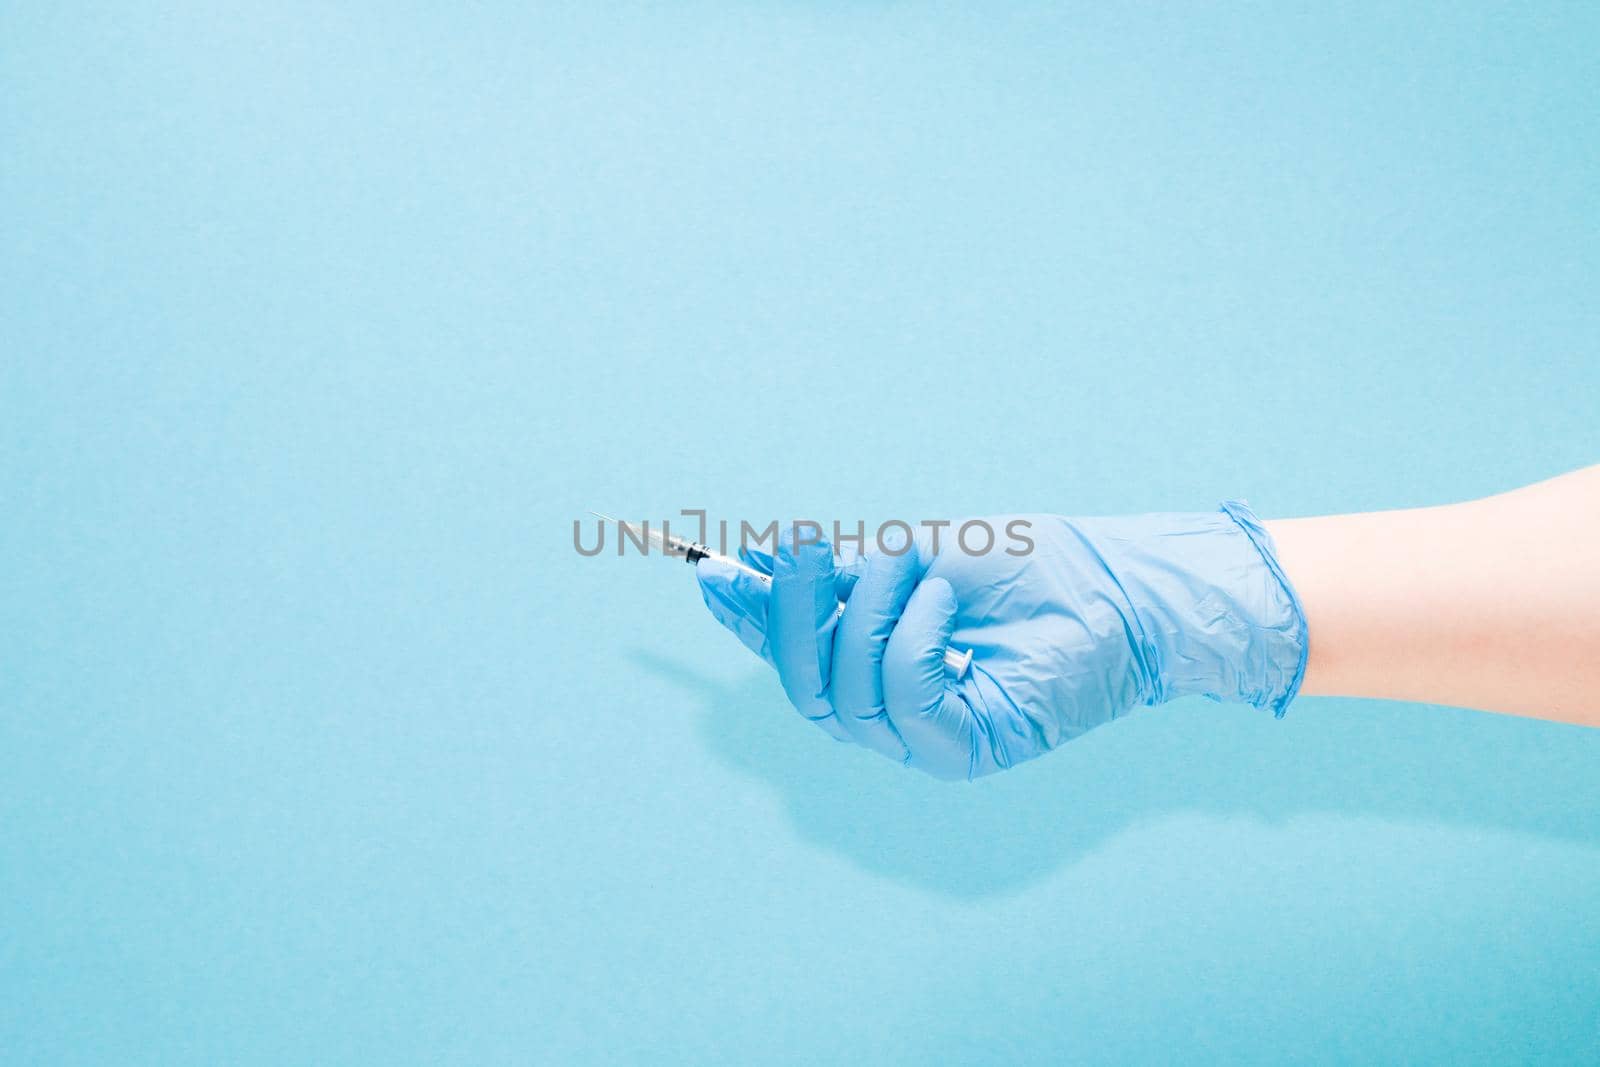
696 503 1308 780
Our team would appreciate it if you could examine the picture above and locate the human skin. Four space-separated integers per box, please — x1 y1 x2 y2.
1265 465 1600 726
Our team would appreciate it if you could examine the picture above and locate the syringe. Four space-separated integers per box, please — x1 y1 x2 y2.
590 512 974 678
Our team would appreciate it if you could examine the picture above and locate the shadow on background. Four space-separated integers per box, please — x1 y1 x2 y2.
633 650 1600 900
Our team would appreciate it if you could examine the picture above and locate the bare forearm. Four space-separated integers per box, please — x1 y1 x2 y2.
1265 466 1600 726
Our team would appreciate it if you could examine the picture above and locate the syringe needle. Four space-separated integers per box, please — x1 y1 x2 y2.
590 510 648 539
591 510 675 554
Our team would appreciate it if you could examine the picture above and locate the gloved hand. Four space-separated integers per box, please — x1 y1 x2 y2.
696 503 1308 780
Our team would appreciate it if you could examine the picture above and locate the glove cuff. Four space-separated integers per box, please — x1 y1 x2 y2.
1216 501 1310 717
1089 501 1309 716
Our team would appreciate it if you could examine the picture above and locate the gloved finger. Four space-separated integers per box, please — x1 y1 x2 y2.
741 542 864 599
697 556 772 665
697 544 861 670
769 528 850 742
829 551 920 763
883 577 979 781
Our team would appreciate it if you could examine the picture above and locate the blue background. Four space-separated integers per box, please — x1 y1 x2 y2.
4 3 1598 1063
